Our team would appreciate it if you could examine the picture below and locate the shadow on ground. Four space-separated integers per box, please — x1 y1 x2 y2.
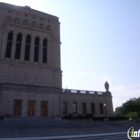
0 117 139 138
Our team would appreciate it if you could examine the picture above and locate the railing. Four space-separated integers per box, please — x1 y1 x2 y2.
62 89 105 95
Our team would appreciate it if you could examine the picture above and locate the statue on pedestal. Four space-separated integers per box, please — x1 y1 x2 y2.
104 81 109 92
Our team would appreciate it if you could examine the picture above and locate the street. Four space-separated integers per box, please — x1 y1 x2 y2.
0 132 133 140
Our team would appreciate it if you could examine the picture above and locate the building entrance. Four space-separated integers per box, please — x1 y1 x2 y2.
13 99 22 116
27 100 36 116
41 101 48 116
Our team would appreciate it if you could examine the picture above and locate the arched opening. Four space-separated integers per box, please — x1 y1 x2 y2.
6 15 11 22
23 19 28 25
32 21 36 27
15 18 19 24
40 23 44 29
47 25 51 31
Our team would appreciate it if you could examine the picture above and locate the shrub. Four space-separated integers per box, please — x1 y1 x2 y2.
107 116 128 121
92 117 104 121
3 114 12 118
85 114 93 119
76 114 84 119
126 112 139 120
63 114 74 119
0 116 3 121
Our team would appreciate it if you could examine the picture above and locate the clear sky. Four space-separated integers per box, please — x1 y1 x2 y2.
1 0 140 111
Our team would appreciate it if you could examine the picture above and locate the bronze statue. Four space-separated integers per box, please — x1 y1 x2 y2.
104 81 109 92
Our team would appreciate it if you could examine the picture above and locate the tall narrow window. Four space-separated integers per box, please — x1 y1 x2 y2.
91 103 95 114
99 103 104 114
73 102 77 114
43 38 47 63
5 31 13 58
63 102 67 114
24 35 31 61
34 37 39 62
15 33 22 59
82 103 87 114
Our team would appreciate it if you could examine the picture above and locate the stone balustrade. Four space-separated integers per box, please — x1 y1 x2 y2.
62 88 108 95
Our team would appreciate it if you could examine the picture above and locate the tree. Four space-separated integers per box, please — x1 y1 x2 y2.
115 97 140 119
115 106 124 116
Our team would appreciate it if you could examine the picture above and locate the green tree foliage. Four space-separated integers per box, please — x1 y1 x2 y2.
115 97 140 119
115 106 124 116
127 112 138 119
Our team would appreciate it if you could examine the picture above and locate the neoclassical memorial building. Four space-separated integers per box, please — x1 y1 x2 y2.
0 2 114 117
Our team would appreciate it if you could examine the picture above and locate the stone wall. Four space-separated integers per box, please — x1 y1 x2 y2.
60 89 114 117
0 84 60 117
0 84 114 117
0 2 62 88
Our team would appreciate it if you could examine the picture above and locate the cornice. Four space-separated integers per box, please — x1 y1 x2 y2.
0 59 61 72
0 83 62 94
0 3 59 23
4 22 52 36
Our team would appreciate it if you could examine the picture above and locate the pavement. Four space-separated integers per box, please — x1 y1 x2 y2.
0 132 127 140
0 117 139 139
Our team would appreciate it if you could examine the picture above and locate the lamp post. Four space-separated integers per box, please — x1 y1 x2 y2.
104 103 107 117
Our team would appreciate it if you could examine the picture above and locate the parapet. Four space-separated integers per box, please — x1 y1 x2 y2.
62 88 111 95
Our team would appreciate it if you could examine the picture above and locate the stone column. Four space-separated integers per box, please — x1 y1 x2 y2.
20 33 26 62
11 32 17 61
30 36 35 63
1 31 9 59
22 100 27 117
36 99 40 116
39 37 43 64
47 39 52 66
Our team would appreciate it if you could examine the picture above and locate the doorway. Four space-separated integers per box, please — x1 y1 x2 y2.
27 100 36 116
41 101 48 116
13 99 22 116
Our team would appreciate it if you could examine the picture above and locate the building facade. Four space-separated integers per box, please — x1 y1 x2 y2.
0 2 113 117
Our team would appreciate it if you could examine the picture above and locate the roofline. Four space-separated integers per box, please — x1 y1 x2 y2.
0 2 59 21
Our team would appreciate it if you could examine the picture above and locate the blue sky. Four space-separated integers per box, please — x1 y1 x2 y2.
1 0 140 110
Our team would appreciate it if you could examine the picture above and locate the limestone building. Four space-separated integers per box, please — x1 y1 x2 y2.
0 2 114 117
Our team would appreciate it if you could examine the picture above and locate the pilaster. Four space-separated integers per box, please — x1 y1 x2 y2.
47 39 52 66
1 31 9 59
30 36 35 63
20 33 26 62
11 32 18 61
39 37 43 64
